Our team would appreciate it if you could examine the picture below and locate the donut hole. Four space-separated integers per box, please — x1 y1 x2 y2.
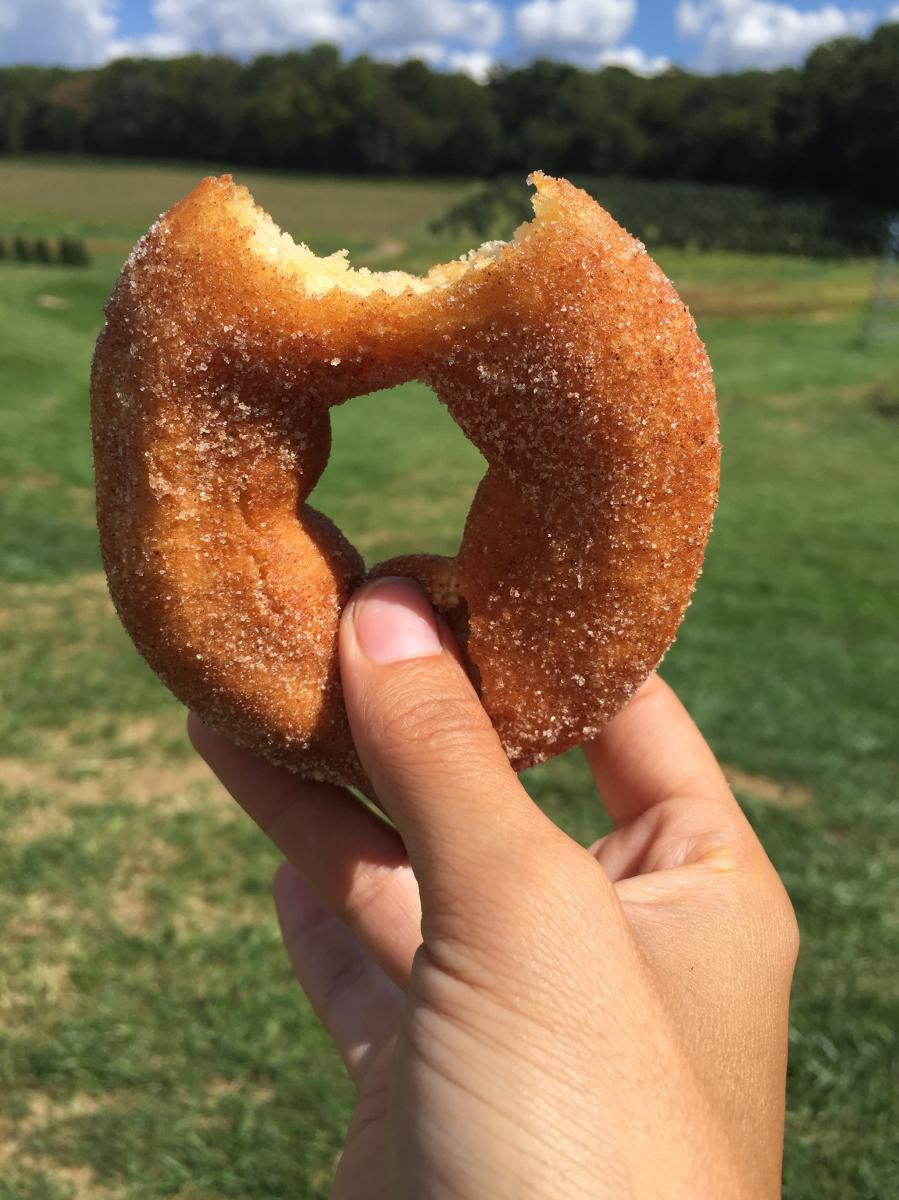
307 380 485 568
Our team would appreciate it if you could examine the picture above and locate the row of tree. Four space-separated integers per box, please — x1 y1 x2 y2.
1 23 897 205
0 234 90 265
435 176 888 257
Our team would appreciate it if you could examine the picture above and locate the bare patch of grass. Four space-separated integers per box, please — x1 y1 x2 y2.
52 1164 121 1199
207 1076 275 1103
1 746 222 813
117 717 168 748
0 469 61 491
117 759 220 808
0 1093 123 1198
679 284 872 319
363 237 407 262
36 294 72 311
0 571 108 627
5 800 75 844
29 960 72 1004
6 893 81 937
168 892 265 939
107 836 183 931
110 885 153 932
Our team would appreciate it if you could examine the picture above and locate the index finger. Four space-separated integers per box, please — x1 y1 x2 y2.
583 673 739 829
187 714 423 985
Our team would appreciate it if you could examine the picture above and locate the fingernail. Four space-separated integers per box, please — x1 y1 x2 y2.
352 577 442 665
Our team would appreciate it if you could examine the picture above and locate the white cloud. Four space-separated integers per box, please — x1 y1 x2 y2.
145 0 350 59
350 0 503 53
678 0 873 71
0 0 117 66
513 1 659 76
446 48 496 80
595 44 671 74
0 0 504 72
10 0 877 78
888 3 899 18
344 0 503 72
127 0 495 64
118 0 504 73
109 32 191 60
515 0 636 62
677 0 706 35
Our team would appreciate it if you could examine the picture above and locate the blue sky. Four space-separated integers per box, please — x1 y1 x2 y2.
2 0 897 78
111 0 681 61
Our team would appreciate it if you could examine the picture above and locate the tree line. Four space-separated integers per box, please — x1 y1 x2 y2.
1 22 897 206
435 176 887 257
0 234 90 266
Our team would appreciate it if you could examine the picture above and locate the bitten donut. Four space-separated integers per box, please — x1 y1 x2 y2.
92 173 719 788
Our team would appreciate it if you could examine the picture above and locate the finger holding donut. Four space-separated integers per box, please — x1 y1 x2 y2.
91 173 719 786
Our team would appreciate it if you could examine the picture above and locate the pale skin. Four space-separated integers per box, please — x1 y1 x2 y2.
189 577 799 1199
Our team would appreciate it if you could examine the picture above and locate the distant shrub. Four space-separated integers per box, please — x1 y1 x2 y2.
3 233 92 267
59 236 91 267
13 235 34 263
432 177 890 258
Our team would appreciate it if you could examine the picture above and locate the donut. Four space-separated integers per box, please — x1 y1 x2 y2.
91 172 719 788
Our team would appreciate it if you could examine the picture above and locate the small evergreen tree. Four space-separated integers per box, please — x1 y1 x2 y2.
59 236 91 266
13 235 33 262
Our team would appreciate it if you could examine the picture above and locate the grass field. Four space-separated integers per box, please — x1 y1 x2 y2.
0 157 467 259
1 158 897 1199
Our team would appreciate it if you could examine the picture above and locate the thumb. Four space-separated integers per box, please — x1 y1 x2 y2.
338 577 560 924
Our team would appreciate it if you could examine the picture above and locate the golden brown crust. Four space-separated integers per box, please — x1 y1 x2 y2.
91 173 719 787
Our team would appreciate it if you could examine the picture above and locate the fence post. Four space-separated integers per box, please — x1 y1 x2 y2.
865 216 899 344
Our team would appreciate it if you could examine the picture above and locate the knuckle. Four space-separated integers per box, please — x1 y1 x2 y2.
771 879 801 967
372 670 488 763
343 864 393 925
498 839 614 938
742 867 801 972
320 952 371 1030
343 859 412 928
528 834 604 900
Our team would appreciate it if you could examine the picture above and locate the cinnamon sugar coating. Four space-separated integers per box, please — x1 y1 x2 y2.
91 173 719 787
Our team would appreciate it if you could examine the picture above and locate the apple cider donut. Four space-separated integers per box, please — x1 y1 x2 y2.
91 173 719 788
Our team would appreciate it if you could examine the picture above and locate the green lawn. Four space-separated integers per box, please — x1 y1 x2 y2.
0 159 897 1200
0 156 467 261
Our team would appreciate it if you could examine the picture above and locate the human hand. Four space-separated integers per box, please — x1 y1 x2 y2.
189 577 798 1199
